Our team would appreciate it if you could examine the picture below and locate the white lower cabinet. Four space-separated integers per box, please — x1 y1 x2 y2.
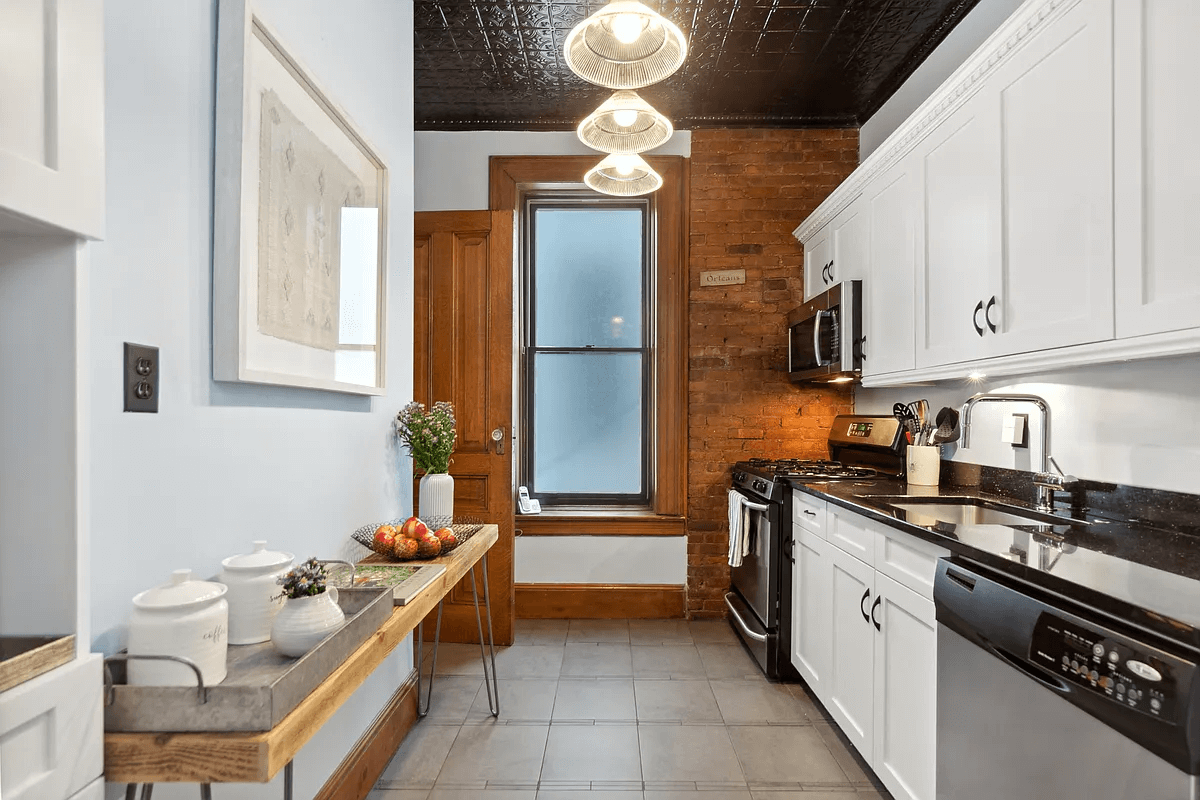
0 654 102 800
792 508 942 800
826 543 877 761
792 524 831 693
872 572 937 800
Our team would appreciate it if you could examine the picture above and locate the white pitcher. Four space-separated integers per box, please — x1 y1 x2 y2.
271 588 346 657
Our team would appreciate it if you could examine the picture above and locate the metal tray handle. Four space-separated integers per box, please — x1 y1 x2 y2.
104 653 207 706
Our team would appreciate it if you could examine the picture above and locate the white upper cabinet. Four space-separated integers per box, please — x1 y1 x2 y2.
915 93 1000 368
991 0 1114 354
863 158 919 377
803 220 834 301
0 0 105 239
1114 0 1200 337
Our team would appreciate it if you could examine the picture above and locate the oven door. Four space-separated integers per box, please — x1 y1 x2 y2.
727 488 781 652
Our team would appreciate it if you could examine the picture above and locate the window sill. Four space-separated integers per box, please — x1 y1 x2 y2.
515 514 687 536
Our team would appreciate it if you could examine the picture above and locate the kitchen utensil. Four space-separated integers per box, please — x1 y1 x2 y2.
220 541 294 645
128 569 228 686
930 406 960 445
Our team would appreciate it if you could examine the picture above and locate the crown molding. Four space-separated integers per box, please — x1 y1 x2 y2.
793 0 1083 243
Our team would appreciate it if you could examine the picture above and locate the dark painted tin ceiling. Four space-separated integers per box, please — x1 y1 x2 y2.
414 0 981 130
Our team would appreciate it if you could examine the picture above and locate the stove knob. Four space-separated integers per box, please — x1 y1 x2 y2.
732 472 744 483
753 480 767 492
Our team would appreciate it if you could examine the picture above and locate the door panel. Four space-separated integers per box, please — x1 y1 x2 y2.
792 525 832 698
916 96 999 367
1115 0 1200 336
414 210 515 645
864 163 918 376
827 545 875 762
996 0 1114 354
873 572 937 800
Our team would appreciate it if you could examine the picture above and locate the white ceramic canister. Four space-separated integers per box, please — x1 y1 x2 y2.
271 588 346 658
220 541 294 645
128 569 229 686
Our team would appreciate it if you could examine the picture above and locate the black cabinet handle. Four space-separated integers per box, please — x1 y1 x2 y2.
782 536 794 564
973 300 985 337
985 295 998 334
860 588 871 623
854 336 866 361
871 595 882 631
828 260 835 283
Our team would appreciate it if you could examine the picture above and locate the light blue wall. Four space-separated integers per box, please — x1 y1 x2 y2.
93 1 414 796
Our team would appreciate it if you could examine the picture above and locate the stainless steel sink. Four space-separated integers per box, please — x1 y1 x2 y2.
869 496 1087 528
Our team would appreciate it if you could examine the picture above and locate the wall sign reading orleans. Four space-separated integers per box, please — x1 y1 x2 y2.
212 0 389 395
699 269 746 287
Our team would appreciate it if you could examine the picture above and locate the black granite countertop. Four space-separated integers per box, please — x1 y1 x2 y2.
788 462 1200 654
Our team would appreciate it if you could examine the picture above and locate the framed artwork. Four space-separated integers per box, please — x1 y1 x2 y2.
213 0 388 394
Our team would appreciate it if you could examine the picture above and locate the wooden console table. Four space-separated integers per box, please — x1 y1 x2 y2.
104 524 498 792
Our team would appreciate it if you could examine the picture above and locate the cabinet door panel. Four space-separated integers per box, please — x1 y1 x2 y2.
832 198 869 285
873 573 937 800
828 503 874 566
1114 0 1200 336
864 164 919 376
803 223 833 301
916 97 999 367
996 0 1114 354
792 526 832 697
827 546 875 762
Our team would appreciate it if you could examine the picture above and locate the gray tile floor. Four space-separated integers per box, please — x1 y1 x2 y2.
370 619 893 800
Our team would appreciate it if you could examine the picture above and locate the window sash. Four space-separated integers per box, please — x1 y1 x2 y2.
521 196 652 506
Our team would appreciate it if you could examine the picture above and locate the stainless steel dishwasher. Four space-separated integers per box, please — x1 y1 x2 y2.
934 558 1200 800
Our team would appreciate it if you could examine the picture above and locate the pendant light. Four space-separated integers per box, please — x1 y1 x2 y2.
578 91 673 154
584 153 663 197
564 0 687 90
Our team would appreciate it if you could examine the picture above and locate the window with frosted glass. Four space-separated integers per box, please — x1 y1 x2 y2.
523 201 649 504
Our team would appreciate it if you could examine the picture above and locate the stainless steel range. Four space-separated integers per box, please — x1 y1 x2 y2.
726 415 905 679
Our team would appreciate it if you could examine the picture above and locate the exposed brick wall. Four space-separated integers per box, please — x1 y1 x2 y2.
687 129 859 618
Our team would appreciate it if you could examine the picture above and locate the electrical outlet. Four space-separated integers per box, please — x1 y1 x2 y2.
124 343 159 413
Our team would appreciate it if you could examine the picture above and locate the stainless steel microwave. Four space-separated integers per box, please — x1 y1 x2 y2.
787 280 862 384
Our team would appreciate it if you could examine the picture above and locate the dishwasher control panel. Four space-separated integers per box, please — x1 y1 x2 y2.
1030 613 1185 720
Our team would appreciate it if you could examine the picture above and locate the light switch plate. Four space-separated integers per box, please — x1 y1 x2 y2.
1002 413 1028 447
124 343 158 413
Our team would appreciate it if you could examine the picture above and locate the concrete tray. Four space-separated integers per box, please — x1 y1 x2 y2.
102 586 392 733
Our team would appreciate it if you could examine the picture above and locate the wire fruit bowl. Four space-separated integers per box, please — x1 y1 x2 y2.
351 518 484 561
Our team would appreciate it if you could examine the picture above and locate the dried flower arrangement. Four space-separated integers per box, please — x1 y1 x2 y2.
277 557 329 599
396 400 457 475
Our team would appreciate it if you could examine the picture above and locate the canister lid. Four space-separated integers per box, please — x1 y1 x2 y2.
132 569 228 609
220 541 294 571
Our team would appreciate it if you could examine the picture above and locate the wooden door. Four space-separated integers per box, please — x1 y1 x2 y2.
414 210 515 645
872 572 937 800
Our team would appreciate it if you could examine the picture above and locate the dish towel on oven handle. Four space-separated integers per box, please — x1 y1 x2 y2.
727 488 754 568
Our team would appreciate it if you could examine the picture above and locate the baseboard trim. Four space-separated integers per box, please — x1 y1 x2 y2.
315 667 419 800
515 583 685 619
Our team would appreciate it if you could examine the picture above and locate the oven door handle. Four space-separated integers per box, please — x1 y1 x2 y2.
812 309 830 367
740 499 770 513
724 593 768 642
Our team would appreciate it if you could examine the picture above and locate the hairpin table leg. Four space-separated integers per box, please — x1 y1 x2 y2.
416 599 445 717
471 557 500 717
200 784 212 800
284 760 293 800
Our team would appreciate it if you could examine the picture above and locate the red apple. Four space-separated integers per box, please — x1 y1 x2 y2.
433 527 457 548
399 516 428 540
373 525 397 552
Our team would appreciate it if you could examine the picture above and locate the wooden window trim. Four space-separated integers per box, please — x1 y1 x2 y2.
490 155 689 522
515 514 687 536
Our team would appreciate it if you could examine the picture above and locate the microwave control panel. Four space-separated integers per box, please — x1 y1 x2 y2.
1030 612 1189 720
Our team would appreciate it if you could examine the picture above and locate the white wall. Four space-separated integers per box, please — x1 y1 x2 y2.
93 1 414 797
857 355 1200 494
415 130 691 211
416 131 689 585
860 0 1026 159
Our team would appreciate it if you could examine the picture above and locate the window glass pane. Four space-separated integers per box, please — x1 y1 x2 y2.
533 352 642 494
534 207 643 347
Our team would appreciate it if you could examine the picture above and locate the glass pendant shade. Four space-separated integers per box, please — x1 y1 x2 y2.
578 91 673 154
584 153 663 197
564 0 687 89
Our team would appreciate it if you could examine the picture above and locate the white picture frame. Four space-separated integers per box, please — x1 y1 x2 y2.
213 0 388 395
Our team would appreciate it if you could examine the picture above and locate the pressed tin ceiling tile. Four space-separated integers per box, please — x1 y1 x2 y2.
414 0 982 130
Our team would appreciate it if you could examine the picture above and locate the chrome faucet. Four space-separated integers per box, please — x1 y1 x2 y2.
959 392 1076 511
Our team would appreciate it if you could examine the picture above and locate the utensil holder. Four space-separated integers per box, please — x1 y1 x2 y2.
906 446 941 486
